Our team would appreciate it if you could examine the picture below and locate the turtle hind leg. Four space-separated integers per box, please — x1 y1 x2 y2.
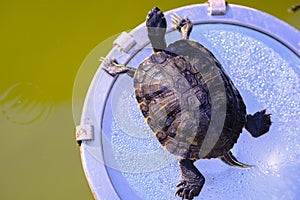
171 14 193 40
100 57 136 78
245 109 272 138
176 159 205 200
220 151 253 168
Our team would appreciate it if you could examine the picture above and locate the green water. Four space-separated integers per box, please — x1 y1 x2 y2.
0 0 299 199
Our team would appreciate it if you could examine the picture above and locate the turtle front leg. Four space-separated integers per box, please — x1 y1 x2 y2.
171 14 193 40
101 57 136 78
176 159 205 200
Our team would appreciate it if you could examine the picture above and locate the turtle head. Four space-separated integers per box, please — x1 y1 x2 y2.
146 7 167 52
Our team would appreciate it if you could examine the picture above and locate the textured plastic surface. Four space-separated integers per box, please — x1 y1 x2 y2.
79 3 300 200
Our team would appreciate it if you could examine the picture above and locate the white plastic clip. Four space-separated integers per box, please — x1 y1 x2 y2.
76 124 94 145
208 0 227 15
113 31 136 53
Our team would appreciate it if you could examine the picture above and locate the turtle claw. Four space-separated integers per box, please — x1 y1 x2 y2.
171 14 191 30
176 159 205 199
245 109 272 138
101 57 136 78
170 13 193 39
101 57 120 76
175 180 203 200
171 13 183 29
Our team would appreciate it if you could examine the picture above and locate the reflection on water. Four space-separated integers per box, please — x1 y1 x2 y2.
0 82 53 124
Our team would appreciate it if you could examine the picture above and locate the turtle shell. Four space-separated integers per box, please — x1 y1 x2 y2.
134 40 246 160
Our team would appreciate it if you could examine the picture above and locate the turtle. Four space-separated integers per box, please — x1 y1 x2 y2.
102 7 272 200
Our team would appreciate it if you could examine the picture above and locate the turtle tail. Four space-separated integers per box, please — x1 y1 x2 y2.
245 109 272 138
220 151 253 168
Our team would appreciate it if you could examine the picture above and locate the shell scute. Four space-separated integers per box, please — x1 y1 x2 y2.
134 38 247 159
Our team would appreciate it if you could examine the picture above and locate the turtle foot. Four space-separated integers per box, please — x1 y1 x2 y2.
100 57 135 78
100 57 123 76
175 180 204 200
245 109 272 138
175 159 205 200
171 14 193 39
